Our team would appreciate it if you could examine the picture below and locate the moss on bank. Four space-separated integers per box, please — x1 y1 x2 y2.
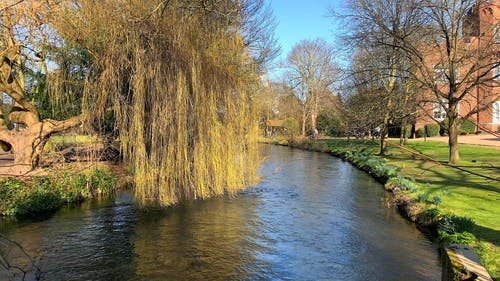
264 137 499 279
0 169 116 216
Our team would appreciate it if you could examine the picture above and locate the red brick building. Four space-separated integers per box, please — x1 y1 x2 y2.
416 0 500 133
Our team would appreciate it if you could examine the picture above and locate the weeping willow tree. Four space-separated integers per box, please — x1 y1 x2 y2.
50 0 276 206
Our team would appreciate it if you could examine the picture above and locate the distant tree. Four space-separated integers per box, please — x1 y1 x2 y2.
335 0 422 154
284 39 338 137
282 117 300 141
317 109 345 136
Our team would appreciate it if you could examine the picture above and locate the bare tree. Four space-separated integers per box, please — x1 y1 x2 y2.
284 39 338 137
336 0 420 154
341 0 499 163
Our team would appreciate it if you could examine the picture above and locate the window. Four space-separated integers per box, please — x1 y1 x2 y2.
434 65 460 83
493 65 500 81
494 27 500 43
433 100 448 121
434 64 447 83
494 101 500 124
1 93 13 105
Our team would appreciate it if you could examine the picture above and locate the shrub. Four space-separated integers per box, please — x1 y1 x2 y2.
441 118 476 135
425 124 440 137
282 117 299 140
416 127 426 138
437 214 476 244
439 215 476 234
317 111 344 136
389 125 413 138
459 119 476 135
89 169 115 195
15 186 62 215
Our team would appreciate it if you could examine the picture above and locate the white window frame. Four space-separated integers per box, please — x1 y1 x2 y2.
434 64 447 83
1 93 13 105
493 101 500 124
493 65 500 81
434 65 460 83
433 100 448 121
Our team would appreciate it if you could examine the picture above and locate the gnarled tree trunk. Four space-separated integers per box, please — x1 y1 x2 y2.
0 114 82 175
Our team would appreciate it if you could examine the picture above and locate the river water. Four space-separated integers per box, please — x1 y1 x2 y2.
0 145 440 280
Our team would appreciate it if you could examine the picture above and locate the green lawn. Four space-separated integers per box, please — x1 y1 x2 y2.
45 134 101 151
386 141 499 241
276 137 499 278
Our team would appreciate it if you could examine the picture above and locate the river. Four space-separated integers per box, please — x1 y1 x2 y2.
0 145 440 280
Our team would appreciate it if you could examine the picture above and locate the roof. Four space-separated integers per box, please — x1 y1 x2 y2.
266 119 284 127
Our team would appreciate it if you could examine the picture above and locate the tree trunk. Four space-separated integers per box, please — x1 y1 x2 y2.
311 110 317 131
0 130 41 175
379 111 391 155
399 125 405 145
379 127 388 156
0 116 82 175
400 122 409 146
448 117 460 164
301 106 307 137
311 91 318 131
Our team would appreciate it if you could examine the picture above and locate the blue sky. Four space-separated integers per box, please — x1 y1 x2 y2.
267 0 345 79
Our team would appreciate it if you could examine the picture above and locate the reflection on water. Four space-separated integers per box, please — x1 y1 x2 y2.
0 145 440 280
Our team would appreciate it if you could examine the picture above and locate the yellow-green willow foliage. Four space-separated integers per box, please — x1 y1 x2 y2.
53 0 261 206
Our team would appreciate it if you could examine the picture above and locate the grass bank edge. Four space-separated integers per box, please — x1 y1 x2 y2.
0 168 117 217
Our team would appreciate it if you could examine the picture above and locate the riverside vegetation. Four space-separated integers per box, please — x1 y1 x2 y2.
267 137 499 279
0 0 276 208
0 168 116 216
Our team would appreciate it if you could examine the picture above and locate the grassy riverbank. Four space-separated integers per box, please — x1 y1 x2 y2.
0 167 116 216
265 137 499 279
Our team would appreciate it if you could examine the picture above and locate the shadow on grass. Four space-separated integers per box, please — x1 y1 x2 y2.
413 160 500 193
473 224 500 247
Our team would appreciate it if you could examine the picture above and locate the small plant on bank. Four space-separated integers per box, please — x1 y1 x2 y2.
385 176 418 193
417 208 442 227
416 193 442 205
439 231 477 245
89 169 115 195
439 215 476 233
438 214 476 245
417 193 430 203
430 195 442 206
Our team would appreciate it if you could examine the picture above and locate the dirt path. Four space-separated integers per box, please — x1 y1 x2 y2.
412 134 500 148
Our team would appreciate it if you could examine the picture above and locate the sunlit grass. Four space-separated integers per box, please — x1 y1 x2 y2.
384 141 499 242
